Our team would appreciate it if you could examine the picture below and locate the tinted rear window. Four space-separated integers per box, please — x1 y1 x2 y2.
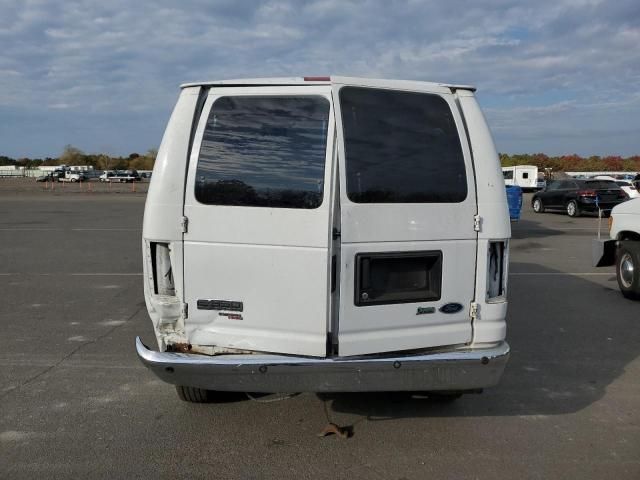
583 180 619 189
195 96 330 208
340 87 467 203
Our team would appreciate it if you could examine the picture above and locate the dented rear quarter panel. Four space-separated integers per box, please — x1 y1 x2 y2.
143 87 201 349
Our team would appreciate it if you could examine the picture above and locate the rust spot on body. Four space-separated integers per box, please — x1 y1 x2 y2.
167 343 192 353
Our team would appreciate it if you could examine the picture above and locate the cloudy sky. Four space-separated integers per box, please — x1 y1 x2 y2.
1 0 639 158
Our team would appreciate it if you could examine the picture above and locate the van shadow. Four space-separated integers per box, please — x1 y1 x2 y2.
510 218 564 240
319 262 640 420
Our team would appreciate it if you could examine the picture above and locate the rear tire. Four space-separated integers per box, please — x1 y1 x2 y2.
532 197 545 213
566 200 580 217
616 242 640 300
175 385 216 403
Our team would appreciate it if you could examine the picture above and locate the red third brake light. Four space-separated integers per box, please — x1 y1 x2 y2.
578 189 597 196
303 76 331 81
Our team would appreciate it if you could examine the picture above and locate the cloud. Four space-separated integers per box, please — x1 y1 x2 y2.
0 0 638 156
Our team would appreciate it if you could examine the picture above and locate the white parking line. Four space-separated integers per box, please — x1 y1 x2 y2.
0 273 142 276
70 273 143 276
0 228 140 231
71 228 141 231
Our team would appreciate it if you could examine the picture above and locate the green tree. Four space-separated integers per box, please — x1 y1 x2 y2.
59 145 85 165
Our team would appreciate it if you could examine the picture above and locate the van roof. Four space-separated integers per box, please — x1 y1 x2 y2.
180 76 476 92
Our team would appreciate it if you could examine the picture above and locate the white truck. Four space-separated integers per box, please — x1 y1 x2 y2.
593 198 640 299
58 170 86 182
502 165 539 191
136 76 511 402
101 170 140 183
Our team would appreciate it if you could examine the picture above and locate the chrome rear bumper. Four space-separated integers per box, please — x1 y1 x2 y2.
136 337 509 393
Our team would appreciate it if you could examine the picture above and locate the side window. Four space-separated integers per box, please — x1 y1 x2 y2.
340 87 467 203
546 181 560 191
195 96 330 209
522 172 529 179
503 170 514 180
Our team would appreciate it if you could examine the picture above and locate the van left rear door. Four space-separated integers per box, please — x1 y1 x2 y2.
183 86 335 357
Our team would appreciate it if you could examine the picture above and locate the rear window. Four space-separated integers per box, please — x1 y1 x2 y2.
583 180 619 189
195 96 330 209
340 87 467 203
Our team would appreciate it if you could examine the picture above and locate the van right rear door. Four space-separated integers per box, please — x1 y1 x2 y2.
332 81 478 356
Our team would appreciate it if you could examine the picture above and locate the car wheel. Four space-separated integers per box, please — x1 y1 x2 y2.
532 197 545 213
616 242 640 300
566 200 580 217
175 385 217 403
71 178 76 182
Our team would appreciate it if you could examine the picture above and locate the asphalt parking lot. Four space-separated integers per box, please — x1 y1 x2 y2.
1 182 639 479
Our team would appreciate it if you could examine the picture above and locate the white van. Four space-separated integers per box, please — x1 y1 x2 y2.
136 77 511 402
502 165 539 190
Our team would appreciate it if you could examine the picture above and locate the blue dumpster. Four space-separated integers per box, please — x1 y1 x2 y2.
505 185 523 221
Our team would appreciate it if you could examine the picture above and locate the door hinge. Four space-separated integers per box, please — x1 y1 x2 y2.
473 214 481 232
181 216 189 234
181 302 188 319
470 302 479 321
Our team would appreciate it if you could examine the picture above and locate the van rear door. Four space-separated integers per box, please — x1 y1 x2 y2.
333 82 478 356
183 86 335 357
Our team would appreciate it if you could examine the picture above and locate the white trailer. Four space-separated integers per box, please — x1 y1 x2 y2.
502 165 539 190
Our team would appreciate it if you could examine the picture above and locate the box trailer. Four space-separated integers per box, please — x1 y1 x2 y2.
502 165 538 190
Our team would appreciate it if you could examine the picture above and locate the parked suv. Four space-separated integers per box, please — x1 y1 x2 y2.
532 179 627 217
136 76 511 402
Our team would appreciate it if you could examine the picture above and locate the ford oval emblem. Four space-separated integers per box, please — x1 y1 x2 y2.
439 303 464 314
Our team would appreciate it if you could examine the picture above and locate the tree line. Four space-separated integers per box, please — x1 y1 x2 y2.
2 148 639 173
0 145 157 171
499 153 640 172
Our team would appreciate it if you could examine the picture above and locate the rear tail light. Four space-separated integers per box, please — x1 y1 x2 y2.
151 242 175 296
578 189 596 196
487 241 507 300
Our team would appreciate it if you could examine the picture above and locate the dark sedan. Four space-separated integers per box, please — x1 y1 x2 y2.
531 179 628 217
